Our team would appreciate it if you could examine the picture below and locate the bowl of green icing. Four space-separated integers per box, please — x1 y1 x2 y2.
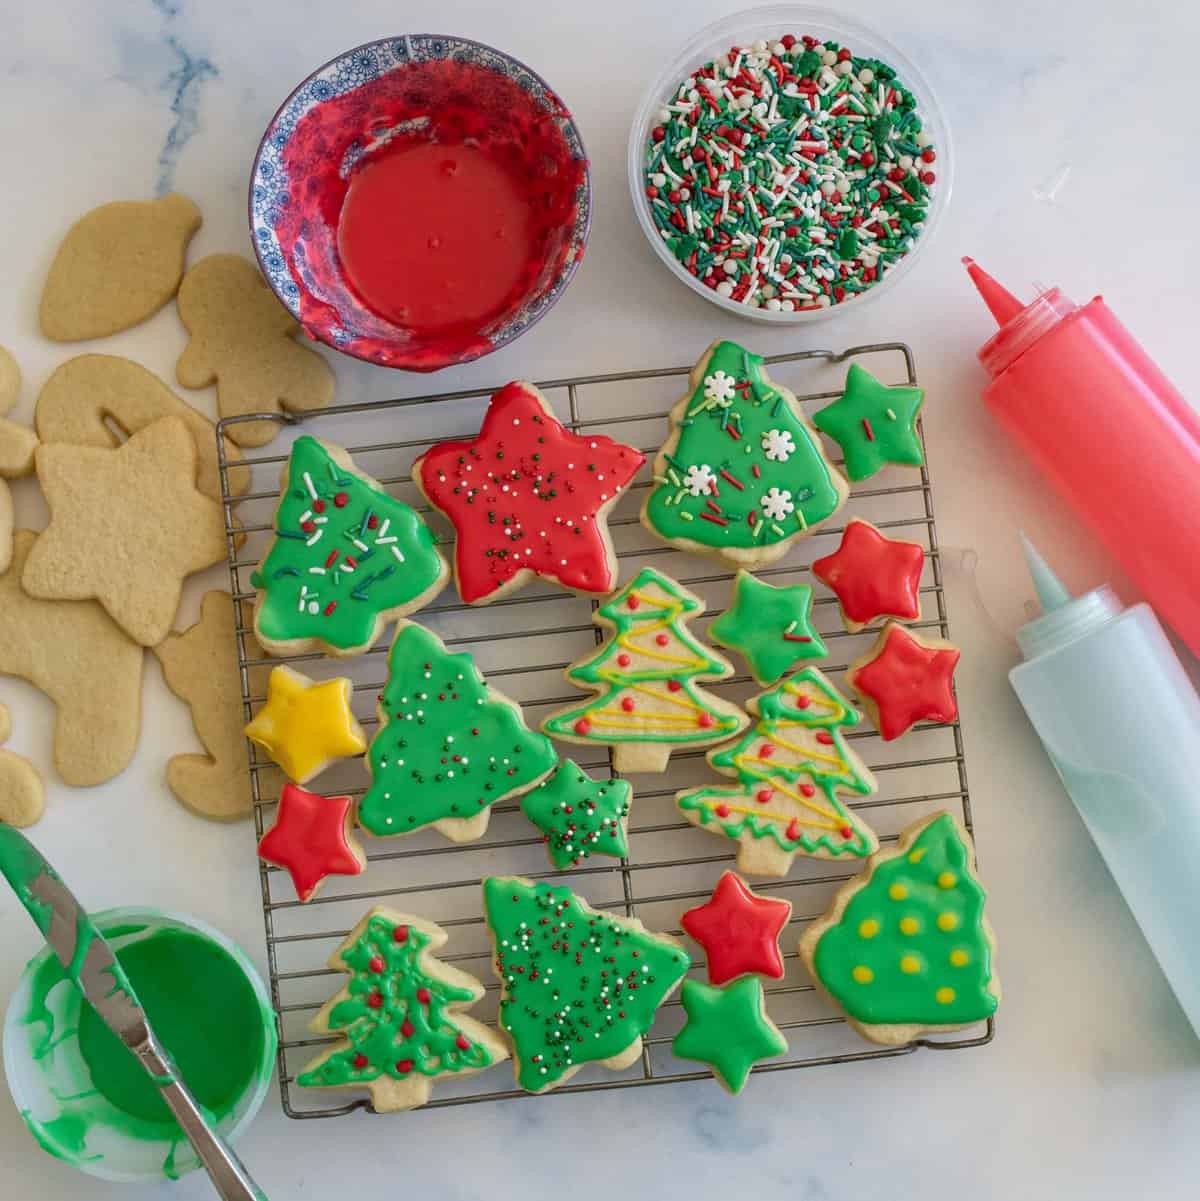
3 908 277 1183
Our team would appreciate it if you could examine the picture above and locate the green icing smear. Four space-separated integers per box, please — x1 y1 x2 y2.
0 825 57 935
813 812 999 1026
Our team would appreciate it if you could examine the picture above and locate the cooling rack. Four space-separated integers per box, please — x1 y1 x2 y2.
217 340 991 1120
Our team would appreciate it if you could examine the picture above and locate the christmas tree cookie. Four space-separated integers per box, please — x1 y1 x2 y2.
251 436 447 657
672 977 788 1094
798 810 1000 1046
641 340 848 568
359 622 557 842
297 907 508 1111
483 876 690 1092
677 667 878 877
413 381 644 605
812 363 925 482
709 570 828 686
542 567 748 773
520 760 632 870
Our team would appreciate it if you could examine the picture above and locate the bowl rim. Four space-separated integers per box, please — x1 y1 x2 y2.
626 3 954 325
248 33 593 369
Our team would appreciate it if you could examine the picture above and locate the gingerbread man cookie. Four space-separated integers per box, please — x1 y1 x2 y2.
0 346 39 575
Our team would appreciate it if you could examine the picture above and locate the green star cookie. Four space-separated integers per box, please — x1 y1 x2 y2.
520 760 632 870
812 363 925 482
709 570 828 686
672 976 788 1093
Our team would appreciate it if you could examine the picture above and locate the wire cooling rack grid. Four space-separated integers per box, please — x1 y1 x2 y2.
217 340 991 1119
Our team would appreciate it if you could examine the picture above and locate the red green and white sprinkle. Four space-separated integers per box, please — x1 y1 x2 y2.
643 34 937 311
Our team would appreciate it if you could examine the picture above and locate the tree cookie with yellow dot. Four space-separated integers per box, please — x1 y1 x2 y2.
797 810 999 1047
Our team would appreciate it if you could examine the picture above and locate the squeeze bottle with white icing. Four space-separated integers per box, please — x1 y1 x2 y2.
1010 535 1200 1038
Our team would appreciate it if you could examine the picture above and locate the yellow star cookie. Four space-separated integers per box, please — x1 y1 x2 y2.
244 665 366 784
21 416 226 647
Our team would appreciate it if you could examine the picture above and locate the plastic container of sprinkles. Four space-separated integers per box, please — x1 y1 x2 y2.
628 5 953 322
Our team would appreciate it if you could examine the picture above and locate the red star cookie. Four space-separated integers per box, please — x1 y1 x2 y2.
847 622 960 741
811 518 924 633
680 871 792 985
257 782 365 902
413 382 644 604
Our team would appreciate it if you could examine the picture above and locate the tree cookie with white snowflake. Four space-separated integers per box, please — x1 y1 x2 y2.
641 340 848 568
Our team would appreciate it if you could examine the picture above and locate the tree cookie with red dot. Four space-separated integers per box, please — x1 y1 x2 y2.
297 907 508 1111
811 518 925 633
413 381 645 605
847 621 960 741
542 567 748 773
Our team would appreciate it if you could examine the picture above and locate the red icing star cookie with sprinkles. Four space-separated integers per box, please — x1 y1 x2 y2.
681 871 792 985
257 782 366 902
847 622 960 741
811 518 925 633
413 382 644 604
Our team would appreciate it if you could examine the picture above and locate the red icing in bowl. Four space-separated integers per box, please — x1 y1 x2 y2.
270 56 587 371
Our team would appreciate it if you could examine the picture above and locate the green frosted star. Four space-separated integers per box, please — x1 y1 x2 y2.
812 363 925 481
709 570 827 686
672 977 788 1093
520 760 631 870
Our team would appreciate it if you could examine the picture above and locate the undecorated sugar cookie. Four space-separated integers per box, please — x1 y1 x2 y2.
798 810 1000 1046
413 381 644 605
176 254 334 447
39 194 201 342
641 340 848 568
0 347 38 575
0 704 45 828
542 567 748 773
298 907 508 1110
257 782 365 902
811 518 924 633
483 876 689 1093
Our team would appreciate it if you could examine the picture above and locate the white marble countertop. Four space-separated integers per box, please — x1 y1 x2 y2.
2 1 1199 1197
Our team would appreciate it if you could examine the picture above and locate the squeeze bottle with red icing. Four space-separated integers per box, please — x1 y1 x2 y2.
964 258 1200 657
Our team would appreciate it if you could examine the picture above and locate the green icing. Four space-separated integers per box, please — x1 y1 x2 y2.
75 929 263 1126
297 912 493 1091
812 362 925 482
0 825 57 935
542 567 744 747
252 435 446 652
483 877 690 1091
520 760 632 870
812 813 999 1027
21 1110 102 1163
709 570 828 686
359 622 557 837
643 342 844 553
678 667 876 860
672 977 788 1093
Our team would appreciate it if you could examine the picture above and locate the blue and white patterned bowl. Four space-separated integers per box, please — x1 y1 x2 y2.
249 36 592 370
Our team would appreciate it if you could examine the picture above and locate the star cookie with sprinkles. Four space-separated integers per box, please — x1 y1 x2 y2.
812 518 925 633
672 977 788 1094
251 435 448 657
244 665 367 785
483 876 690 1092
847 621 960 741
520 759 632 870
413 381 644 605
542 567 748 773
681 871 792 985
642 340 848 568
257 782 365 902
812 362 925 482
709 570 828 686
798 810 999 1047
677 666 878 877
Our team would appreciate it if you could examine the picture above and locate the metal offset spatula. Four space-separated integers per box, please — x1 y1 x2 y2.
0 825 268 1200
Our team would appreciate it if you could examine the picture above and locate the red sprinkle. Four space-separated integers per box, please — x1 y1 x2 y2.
366 991 384 1010
353 1053 369 1069
368 955 385 973
715 803 731 818
621 697 636 712
655 633 669 646
416 987 431 1005
698 713 715 728
394 924 409 943
333 491 349 508
574 718 592 735
396 1059 414 1074
323 601 338 616
756 788 772 804
667 680 682 693
617 653 632 667
862 418 876 442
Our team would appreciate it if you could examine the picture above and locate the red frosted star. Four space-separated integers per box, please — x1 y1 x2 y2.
257 782 364 903
849 622 960 741
414 382 645 603
681 871 792 985
811 519 924 629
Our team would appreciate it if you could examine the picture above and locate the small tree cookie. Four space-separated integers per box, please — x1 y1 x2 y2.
677 667 879 876
542 567 748 772
297 907 507 1111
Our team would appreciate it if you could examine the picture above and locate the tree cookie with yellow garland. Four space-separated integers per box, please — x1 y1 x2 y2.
798 810 1000 1046
542 567 747 773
